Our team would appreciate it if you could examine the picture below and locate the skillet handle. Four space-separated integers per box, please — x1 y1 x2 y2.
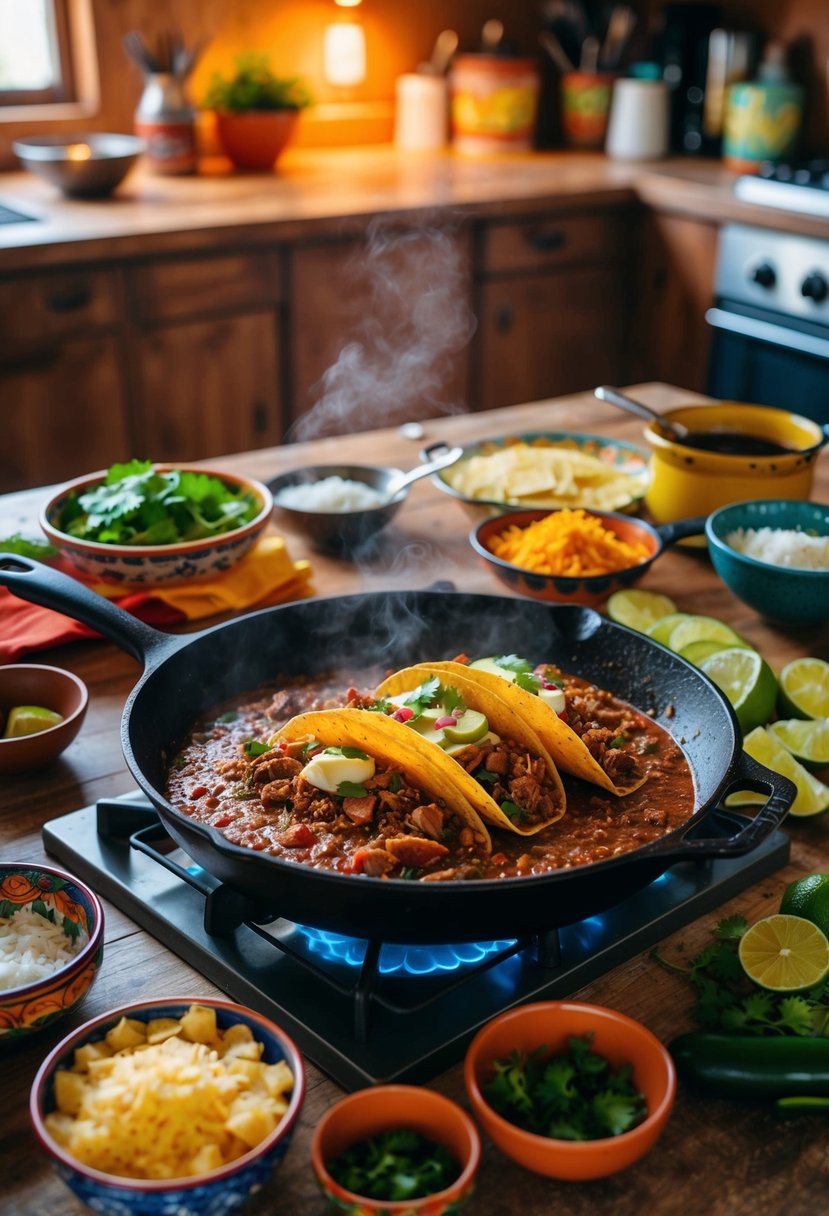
655 516 708 548
651 751 796 860
0 554 173 667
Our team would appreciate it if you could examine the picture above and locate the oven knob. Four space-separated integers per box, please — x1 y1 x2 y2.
801 272 829 303
750 262 776 289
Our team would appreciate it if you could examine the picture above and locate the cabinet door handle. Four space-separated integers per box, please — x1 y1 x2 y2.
494 302 514 333
46 285 92 312
526 229 566 252
252 401 268 433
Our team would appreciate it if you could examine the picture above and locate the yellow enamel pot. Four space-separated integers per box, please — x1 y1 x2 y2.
644 403 828 531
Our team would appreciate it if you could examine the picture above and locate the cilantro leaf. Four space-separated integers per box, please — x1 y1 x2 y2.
244 740 272 757
492 654 533 674
514 671 542 694
715 914 748 941
500 801 526 821
402 677 442 715
439 684 466 715
337 781 368 797
0 534 58 559
322 746 370 760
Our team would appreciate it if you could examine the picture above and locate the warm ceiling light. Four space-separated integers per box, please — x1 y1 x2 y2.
324 1 366 87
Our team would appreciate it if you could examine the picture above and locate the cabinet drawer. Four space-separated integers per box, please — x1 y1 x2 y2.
0 268 120 348
131 251 284 322
479 211 627 275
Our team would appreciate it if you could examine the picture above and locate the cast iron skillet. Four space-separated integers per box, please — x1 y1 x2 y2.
0 557 795 943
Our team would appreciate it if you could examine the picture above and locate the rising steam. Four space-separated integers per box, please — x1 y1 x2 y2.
288 218 476 441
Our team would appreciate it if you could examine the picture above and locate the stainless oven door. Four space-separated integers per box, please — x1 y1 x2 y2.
705 308 829 424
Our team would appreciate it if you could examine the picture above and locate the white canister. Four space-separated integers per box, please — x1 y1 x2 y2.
605 78 669 160
394 73 449 151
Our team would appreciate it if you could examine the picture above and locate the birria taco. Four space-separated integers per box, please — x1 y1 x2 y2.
266 708 491 879
423 657 648 796
368 666 566 836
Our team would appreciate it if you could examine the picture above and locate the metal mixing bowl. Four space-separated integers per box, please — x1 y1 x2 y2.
268 464 409 555
12 134 144 198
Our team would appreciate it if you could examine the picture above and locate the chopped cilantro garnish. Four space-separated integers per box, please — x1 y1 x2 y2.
476 769 498 786
439 684 466 715
493 654 533 674
323 745 370 760
389 771 402 793
243 740 272 757
326 1128 460 1202
0 533 58 559
483 1033 646 1140
337 781 368 797
500 800 526 821
514 671 542 694
56 460 261 546
402 677 442 715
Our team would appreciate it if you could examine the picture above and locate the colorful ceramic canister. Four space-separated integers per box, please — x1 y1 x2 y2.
450 54 540 154
722 80 803 171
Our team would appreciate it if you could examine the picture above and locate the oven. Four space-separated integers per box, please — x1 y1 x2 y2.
706 221 829 424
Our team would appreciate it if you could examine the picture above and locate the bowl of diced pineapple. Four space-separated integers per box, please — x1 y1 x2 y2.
30 997 306 1216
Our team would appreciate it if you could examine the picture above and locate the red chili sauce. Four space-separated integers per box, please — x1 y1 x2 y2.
165 668 695 882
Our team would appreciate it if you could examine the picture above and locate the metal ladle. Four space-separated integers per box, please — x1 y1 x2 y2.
594 386 691 442
385 444 463 498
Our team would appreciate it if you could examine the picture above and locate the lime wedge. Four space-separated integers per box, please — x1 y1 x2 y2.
769 719 829 770
725 726 829 817
778 657 829 720
2 705 64 739
606 589 677 632
679 638 751 667
738 914 829 992
667 615 747 654
699 647 777 734
645 612 691 646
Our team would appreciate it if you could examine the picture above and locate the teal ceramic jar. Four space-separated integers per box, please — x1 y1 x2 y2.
723 81 803 171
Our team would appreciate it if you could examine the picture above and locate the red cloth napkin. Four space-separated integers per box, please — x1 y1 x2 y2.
0 590 185 663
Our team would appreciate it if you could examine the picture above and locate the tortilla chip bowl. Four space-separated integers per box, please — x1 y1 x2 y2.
705 499 829 627
311 1084 481 1214
0 664 88 775
470 508 704 606
40 465 273 588
0 862 104 1041
30 997 306 1216
464 1001 676 1181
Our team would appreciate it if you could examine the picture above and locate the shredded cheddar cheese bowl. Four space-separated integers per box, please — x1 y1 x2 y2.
471 508 700 608
30 997 306 1216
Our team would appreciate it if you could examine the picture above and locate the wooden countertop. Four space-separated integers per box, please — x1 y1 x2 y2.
2 384 829 1216
1 146 828 271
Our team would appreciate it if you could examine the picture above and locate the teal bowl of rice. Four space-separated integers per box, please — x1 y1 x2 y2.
705 499 829 627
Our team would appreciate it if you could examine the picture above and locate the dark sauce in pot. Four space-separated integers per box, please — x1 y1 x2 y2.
676 430 796 457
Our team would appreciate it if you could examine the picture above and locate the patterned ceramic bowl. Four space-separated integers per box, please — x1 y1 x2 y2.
706 499 829 626
427 431 651 523
40 465 273 588
464 1001 676 1181
311 1084 481 1215
470 508 705 606
0 862 104 1042
31 997 306 1216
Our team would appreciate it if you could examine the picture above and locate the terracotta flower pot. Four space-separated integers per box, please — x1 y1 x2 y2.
214 110 299 170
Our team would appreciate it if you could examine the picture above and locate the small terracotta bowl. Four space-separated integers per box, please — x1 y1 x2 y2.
0 664 88 776
311 1084 481 1215
470 508 704 606
31 997 306 1216
0 862 104 1041
464 1001 676 1181
41 465 273 588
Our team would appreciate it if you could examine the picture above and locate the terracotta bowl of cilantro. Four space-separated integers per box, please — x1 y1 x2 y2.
40 462 273 588
311 1084 481 1214
464 1001 676 1181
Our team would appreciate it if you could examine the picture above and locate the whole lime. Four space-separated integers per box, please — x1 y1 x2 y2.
780 873 829 938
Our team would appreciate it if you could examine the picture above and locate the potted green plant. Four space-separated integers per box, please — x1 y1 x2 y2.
203 53 312 170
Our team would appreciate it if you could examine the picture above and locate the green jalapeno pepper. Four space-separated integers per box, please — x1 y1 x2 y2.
670 1033 829 1101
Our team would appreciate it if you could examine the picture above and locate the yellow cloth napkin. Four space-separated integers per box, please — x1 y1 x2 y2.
90 534 314 620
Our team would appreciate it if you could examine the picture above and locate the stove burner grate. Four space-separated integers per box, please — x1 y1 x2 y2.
43 793 790 1091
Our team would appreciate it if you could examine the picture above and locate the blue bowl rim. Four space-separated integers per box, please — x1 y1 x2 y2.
30 996 306 1192
0 861 104 999
706 498 829 579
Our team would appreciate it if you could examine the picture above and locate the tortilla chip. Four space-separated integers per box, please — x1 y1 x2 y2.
374 666 566 836
269 708 491 853
425 660 647 796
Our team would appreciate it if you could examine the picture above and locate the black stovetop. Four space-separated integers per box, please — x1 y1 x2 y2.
43 793 790 1091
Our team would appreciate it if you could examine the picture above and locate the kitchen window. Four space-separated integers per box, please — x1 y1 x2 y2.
0 0 75 106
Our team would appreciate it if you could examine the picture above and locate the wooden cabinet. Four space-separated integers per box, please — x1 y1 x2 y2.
128 251 285 461
634 211 719 392
0 268 131 492
472 209 635 412
288 229 473 436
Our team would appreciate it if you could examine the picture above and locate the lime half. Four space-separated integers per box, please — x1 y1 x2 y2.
726 726 829 818
667 614 747 654
679 638 751 667
780 874 829 938
778 657 829 720
606 589 677 632
699 647 777 734
738 914 829 992
645 612 691 646
769 719 829 770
